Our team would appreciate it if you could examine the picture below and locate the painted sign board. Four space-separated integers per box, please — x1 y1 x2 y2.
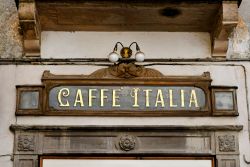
50 86 206 111
16 70 238 116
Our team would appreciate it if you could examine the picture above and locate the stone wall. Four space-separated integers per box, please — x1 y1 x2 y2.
0 0 22 58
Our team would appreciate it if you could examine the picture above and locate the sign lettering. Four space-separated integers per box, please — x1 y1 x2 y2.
49 86 206 111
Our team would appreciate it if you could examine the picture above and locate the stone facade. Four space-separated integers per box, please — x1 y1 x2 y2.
0 0 22 58
1 0 250 167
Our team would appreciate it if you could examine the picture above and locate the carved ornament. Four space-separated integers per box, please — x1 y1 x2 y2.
89 63 164 78
17 135 35 151
119 134 136 151
218 135 236 152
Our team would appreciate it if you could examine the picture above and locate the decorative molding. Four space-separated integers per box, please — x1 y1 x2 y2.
119 134 136 151
212 1 238 57
89 63 164 78
216 155 239 167
14 155 38 167
18 0 40 57
42 69 210 80
11 125 242 167
218 135 236 152
17 135 35 151
10 125 244 132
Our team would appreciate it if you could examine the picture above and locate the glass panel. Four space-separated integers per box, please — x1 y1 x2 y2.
19 91 39 109
42 159 212 167
215 92 234 110
49 86 206 111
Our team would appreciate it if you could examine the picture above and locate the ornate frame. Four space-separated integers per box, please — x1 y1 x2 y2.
42 70 211 116
15 64 238 116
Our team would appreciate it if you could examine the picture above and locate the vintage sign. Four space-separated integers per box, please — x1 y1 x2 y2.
15 69 238 116
50 86 206 111
40 68 213 116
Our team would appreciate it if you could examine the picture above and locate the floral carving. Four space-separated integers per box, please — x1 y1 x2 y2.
17 135 35 151
89 63 164 78
218 135 236 152
119 134 136 151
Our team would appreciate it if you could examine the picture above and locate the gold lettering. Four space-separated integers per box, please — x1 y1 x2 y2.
189 89 199 107
181 89 185 107
100 89 108 107
57 88 70 107
88 89 97 107
131 88 140 107
143 89 152 107
112 89 121 107
74 89 84 107
169 89 177 107
155 89 165 107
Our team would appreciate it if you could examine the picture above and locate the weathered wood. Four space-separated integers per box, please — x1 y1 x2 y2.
36 0 220 32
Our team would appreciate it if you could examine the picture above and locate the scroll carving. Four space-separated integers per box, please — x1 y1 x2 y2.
218 135 236 152
89 63 164 78
17 135 35 151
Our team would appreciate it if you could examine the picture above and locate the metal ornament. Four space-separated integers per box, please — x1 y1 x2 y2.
108 42 145 62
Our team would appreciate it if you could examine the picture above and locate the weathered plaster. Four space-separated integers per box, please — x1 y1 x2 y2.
0 156 13 167
41 32 211 59
228 17 250 58
239 0 250 24
0 66 16 156
0 0 22 58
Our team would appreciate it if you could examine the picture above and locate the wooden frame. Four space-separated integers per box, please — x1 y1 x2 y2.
39 156 215 167
16 85 43 115
15 70 238 117
39 70 212 117
43 79 211 117
211 86 238 116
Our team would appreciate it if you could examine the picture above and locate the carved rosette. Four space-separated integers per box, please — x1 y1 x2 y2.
17 135 35 151
119 134 136 151
218 135 236 152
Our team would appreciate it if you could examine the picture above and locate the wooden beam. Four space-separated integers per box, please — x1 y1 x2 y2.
212 1 238 57
18 0 40 57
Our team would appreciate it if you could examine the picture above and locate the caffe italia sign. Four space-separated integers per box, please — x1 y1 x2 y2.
53 86 204 111
16 67 238 116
